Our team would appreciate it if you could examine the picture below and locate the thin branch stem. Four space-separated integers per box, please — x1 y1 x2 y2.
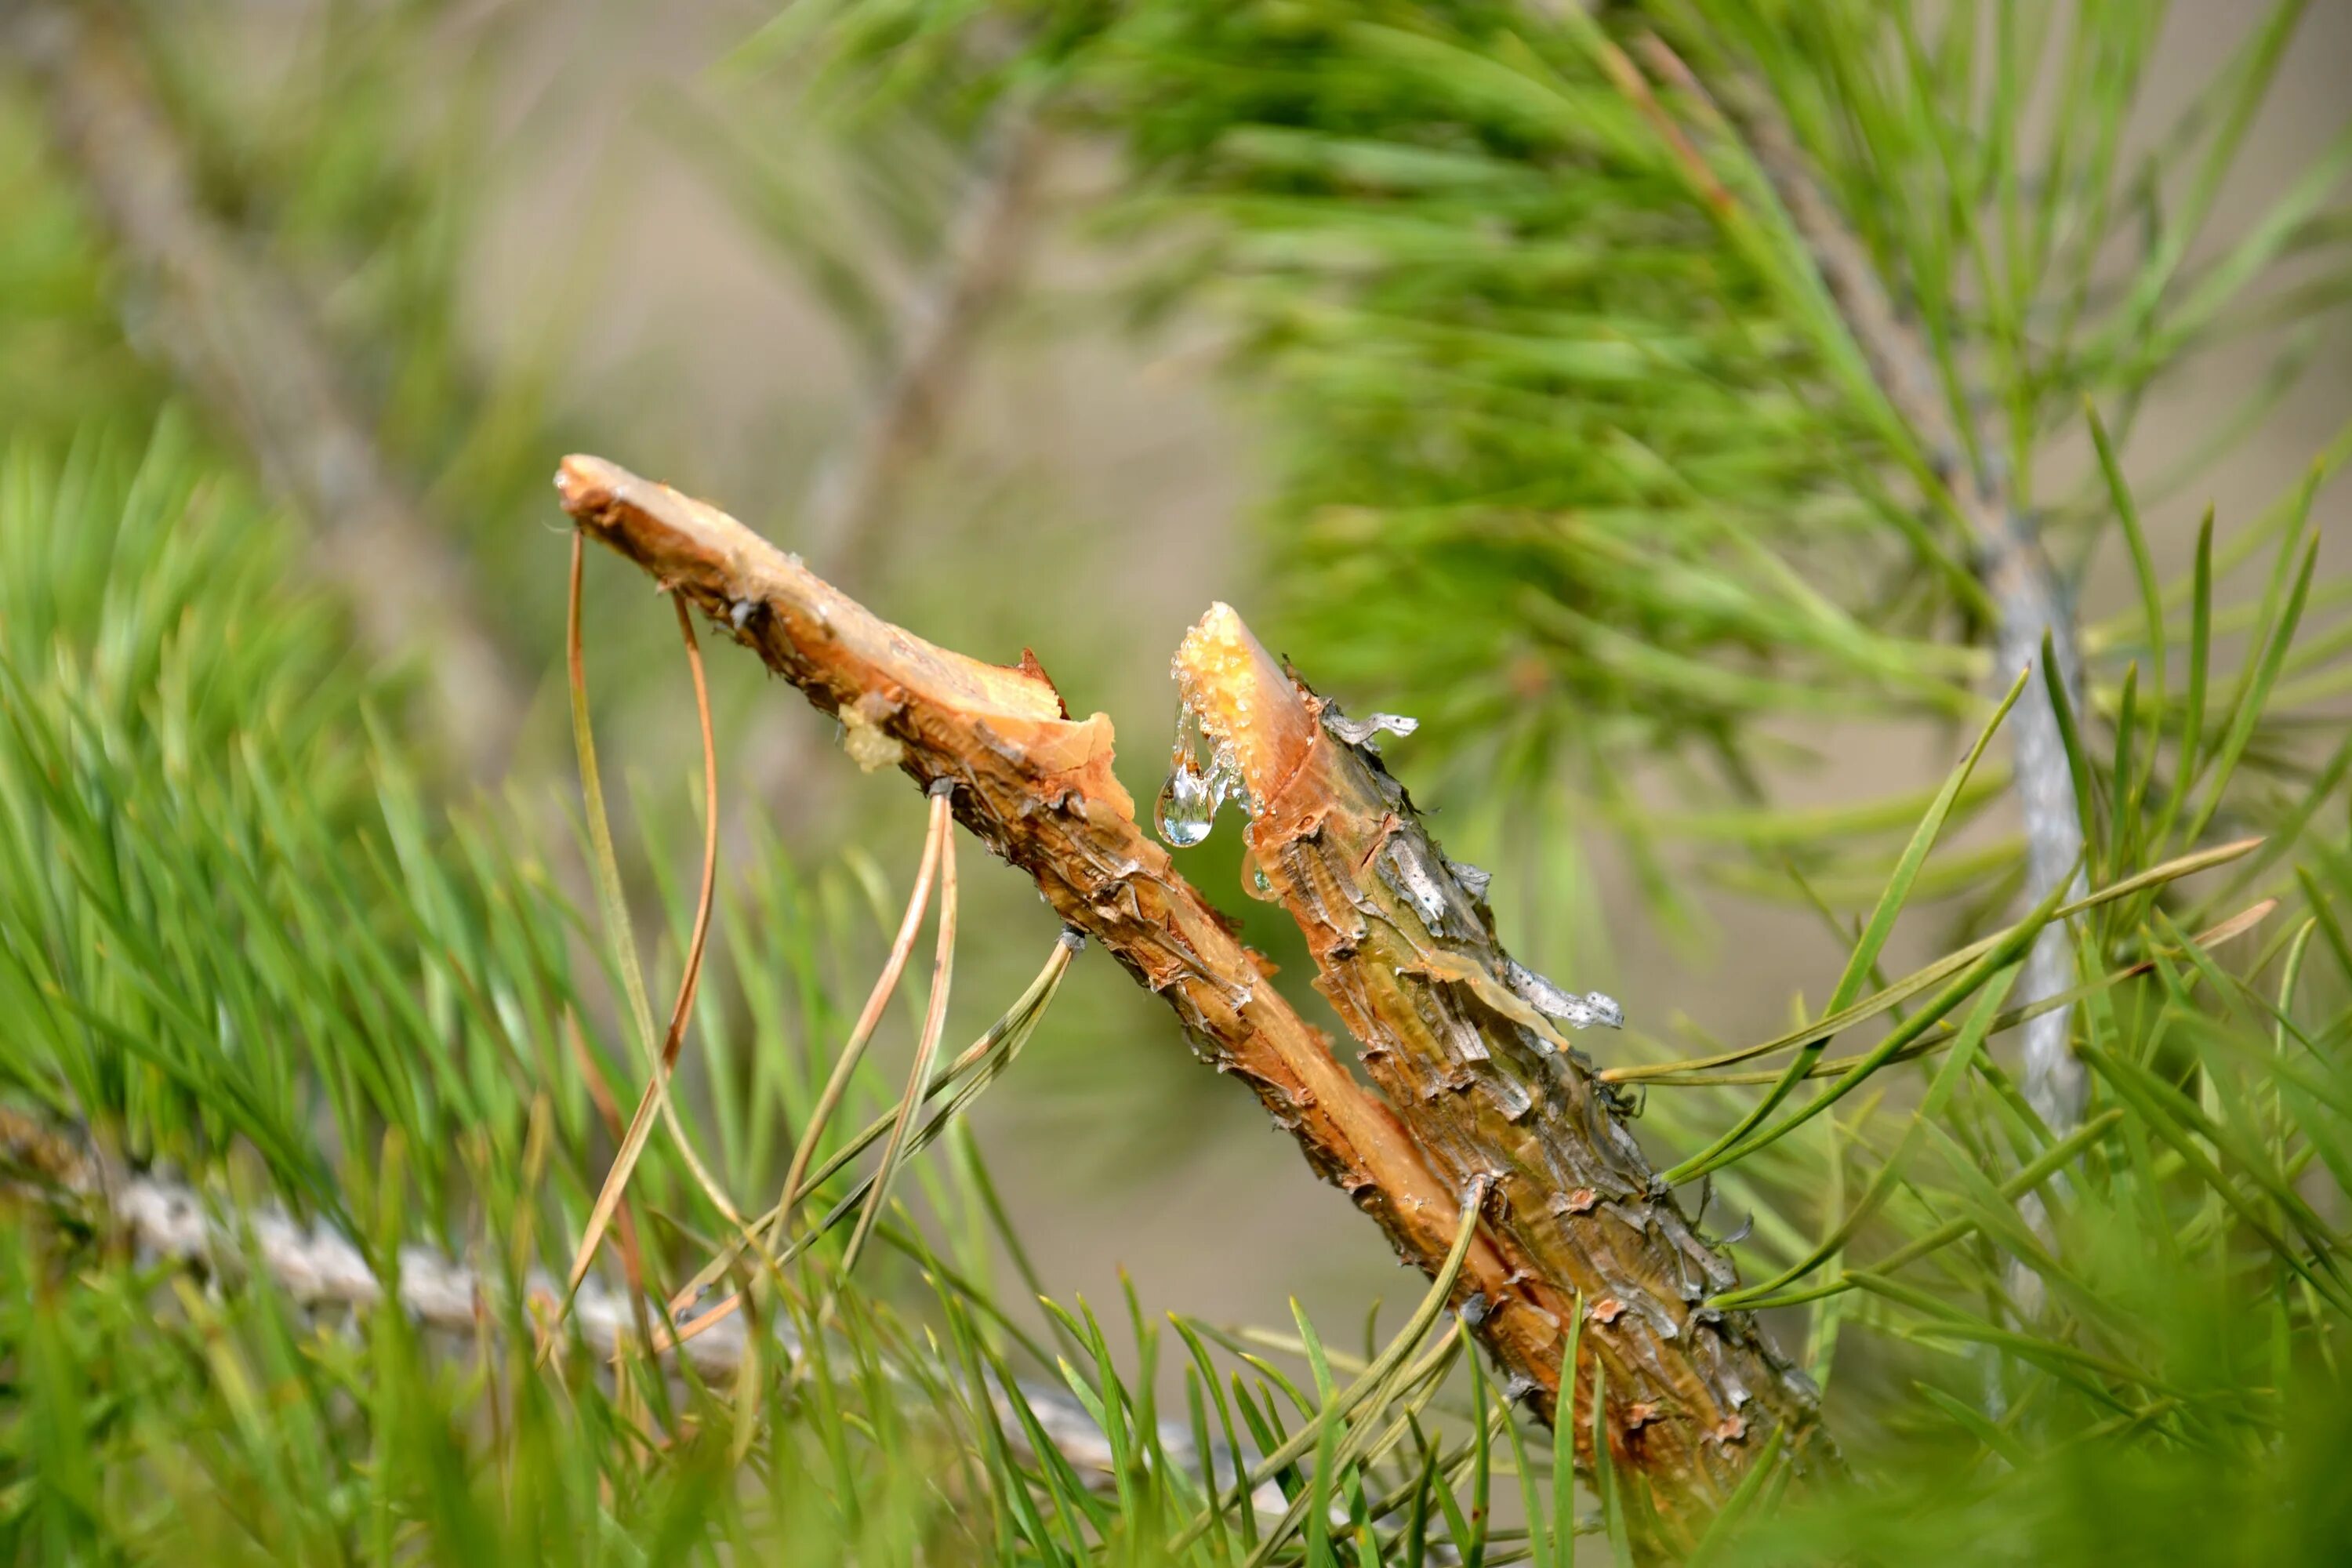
1684 47 2093 1141
806 101 1051 591
5 2 526 776
0 1112 1238 1504
741 101 1051 839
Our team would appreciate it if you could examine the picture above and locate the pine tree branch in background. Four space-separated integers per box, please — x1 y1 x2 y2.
1700 64 2092 1142
554 455 1828 1549
745 98 1048 832
0 1109 1262 1505
805 100 1049 592
4 2 525 779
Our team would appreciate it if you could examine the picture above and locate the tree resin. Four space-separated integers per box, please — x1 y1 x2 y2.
1153 699 1245 848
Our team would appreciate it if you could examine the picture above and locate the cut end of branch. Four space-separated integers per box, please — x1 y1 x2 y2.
1174 601 1320 804
556 453 1068 728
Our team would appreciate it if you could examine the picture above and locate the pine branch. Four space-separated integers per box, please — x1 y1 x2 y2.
554 454 1828 1548
4 2 525 779
1177 605 1824 1523
804 100 1049 591
0 1111 1261 1506
1719 74 2092 1142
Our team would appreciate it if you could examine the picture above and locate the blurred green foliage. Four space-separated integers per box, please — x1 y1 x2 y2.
787 0 2352 938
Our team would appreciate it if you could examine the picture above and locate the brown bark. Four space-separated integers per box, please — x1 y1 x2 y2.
554 456 1825 1545
1178 606 1823 1523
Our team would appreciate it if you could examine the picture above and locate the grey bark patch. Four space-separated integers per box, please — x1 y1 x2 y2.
1319 701 1420 749
1504 958 1622 1031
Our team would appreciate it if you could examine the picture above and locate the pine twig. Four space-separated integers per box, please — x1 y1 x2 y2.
4 2 526 779
805 102 1051 590
1713 72 2092 1142
0 1111 1258 1504
1178 605 1824 1532
554 455 1827 1548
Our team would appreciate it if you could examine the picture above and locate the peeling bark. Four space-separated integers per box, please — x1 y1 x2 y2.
554 457 1825 1548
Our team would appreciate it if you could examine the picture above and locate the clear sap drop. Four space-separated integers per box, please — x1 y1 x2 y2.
1155 758 1216 848
1154 699 1242 849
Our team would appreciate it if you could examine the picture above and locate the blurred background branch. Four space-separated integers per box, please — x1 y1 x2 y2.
4 0 526 777
1715 64 2094 1153
737 90 1054 836
804 94 1050 592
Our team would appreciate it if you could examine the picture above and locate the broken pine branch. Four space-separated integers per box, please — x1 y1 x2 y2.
554 456 1829 1552
1176 604 1824 1535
